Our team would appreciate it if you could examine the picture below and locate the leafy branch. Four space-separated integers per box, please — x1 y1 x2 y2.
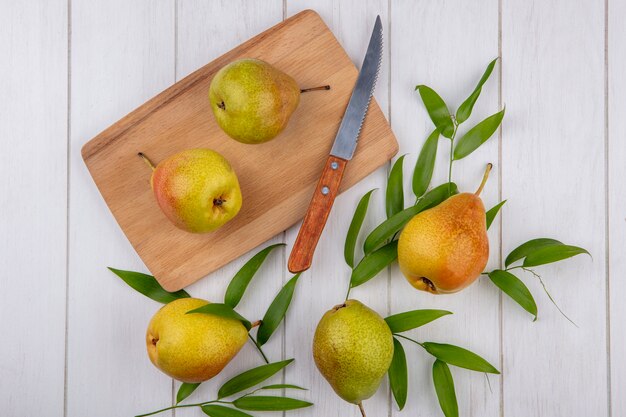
485 238 589 323
135 360 311 417
344 57 589 324
339 58 590 417
109 243 308 414
384 310 498 417
342 59 506 297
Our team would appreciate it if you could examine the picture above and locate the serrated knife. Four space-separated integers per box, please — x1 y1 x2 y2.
288 16 383 273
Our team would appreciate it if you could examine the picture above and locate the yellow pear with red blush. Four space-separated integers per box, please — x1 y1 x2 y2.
398 164 492 294
138 148 242 233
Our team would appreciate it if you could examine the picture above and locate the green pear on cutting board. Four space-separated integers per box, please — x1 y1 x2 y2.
209 58 329 144
146 298 248 383
313 299 394 414
138 148 242 233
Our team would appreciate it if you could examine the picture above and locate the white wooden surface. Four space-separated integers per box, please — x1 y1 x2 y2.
0 1 618 416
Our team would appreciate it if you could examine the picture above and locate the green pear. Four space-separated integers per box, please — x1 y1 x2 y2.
139 149 242 233
313 299 394 409
146 298 248 383
209 58 328 144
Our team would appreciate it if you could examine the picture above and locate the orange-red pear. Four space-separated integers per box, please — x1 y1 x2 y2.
398 164 492 294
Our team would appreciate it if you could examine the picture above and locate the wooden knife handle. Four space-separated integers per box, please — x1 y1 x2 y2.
288 155 348 273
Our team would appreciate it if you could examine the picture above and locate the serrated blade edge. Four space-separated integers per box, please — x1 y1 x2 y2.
330 15 383 160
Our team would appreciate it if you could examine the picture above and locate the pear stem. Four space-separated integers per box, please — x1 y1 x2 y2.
138 152 156 171
474 163 493 196
358 402 367 417
300 85 331 93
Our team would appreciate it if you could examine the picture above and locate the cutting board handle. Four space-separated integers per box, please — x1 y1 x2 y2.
288 155 348 273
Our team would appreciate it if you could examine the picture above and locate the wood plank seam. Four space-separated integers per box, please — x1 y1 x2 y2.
81 9 398 291
604 0 612 416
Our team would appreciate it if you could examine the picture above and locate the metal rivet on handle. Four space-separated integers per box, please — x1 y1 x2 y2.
321 186 330 195
331 161 339 170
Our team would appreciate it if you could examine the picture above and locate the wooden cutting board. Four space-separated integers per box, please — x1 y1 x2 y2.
82 9 398 291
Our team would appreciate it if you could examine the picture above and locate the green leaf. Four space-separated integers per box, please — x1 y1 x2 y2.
415 85 455 138
385 309 452 333
388 338 408 410
201 405 253 417
224 244 285 308
412 130 439 198
217 359 294 399
186 303 251 330
422 343 500 374
257 274 301 346
504 238 563 267
107 267 190 304
363 206 419 255
453 108 505 160
260 384 307 391
350 240 398 288
485 200 506 230
176 382 200 404
232 396 312 411
432 360 458 417
523 244 590 267
489 270 537 320
363 183 458 254
345 189 376 268
456 58 499 124
386 155 406 219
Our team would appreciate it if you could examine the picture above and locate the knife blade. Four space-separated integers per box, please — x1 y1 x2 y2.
288 16 383 273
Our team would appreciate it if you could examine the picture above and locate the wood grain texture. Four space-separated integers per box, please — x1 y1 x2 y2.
283 2 392 417
81 9 398 291
2 2 619 417
501 1 607 416
0 2 68 416
608 0 624 414
67 1 176 416
289 155 348 272
175 3 286 417
390 1 501 416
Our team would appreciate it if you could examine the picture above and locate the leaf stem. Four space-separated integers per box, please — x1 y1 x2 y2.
345 284 352 301
248 334 270 363
135 399 229 417
484 373 493 394
448 118 458 191
506 266 577 326
393 333 425 349
448 136 454 184
520 267 578 327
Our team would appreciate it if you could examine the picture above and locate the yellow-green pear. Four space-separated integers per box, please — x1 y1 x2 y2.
209 58 328 144
146 298 248 383
139 148 242 233
313 299 394 410
398 164 492 294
